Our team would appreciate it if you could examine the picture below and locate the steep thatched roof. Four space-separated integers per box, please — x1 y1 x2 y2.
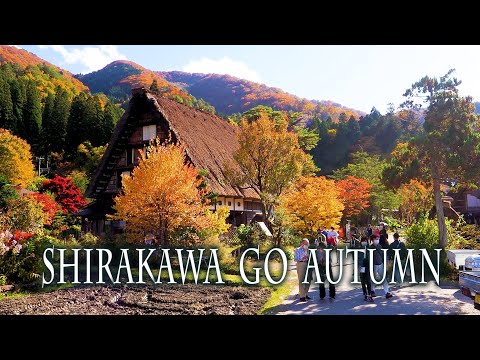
87 88 259 200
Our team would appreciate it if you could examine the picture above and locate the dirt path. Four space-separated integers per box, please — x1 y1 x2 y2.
0 285 270 315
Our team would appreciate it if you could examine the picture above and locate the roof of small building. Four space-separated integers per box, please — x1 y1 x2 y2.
87 88 260 200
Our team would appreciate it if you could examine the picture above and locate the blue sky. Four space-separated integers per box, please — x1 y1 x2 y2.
17 45 480 114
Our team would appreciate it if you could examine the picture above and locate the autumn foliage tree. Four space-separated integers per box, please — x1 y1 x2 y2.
28 192 60 225
229 112 316 226
40 175 87 213
401 70 480 247
114 141 229 245
336 176 372 219
279 176 344 237
0 128 35 187
399 179 432 225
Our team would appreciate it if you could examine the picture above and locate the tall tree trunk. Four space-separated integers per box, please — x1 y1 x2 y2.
431 162 447 248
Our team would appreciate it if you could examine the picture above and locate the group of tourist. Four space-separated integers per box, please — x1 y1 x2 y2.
294 225 408 303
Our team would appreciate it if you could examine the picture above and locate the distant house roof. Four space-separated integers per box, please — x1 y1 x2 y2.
87 89 260 200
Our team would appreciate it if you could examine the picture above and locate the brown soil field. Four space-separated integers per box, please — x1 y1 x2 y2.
0 285 271 315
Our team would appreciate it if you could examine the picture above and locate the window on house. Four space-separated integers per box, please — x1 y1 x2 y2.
126 148 134 165
218 201 222 206
228 201 232 206
143 125 157 141
117 171 131 189
237 202 241 207
144 147 152 159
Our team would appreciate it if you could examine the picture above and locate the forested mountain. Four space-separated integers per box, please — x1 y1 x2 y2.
159 71 364 120
0 46 123 161
0 46 88 98
73 60 365 121
0 47 422 178
76 60 193 104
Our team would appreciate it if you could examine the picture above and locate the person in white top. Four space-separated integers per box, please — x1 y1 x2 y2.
326 227 338 247
326 226 339 264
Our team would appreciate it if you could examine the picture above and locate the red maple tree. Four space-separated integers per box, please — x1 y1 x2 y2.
336 176 372 218
40 175 87 214
28 192 60 225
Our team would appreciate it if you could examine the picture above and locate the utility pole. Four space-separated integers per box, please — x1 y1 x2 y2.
36 157 44 176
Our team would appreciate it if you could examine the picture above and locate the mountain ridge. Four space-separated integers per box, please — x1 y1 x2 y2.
158 70 365 120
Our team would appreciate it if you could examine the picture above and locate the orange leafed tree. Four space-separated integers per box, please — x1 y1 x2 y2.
336 176 372 218
230 112 316 225
114 140 229 245
279 176 344 237
399 179 433 224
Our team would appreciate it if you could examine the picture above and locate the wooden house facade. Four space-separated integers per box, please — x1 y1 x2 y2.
79 88 262 236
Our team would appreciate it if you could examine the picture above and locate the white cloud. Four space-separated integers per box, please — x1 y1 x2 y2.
182 56 260 82
37 45 127 73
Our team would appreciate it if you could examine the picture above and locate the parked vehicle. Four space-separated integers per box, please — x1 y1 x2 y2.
464 254 480 271
459 271 480 310
446 249 480 270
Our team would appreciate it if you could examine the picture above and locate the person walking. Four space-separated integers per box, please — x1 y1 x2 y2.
379 234 389 249
294 238 312 302
316 241 336 300
327 226 339 264
380 225 388 239
316 229 327 247
369 234 393 299
359 236 373 301
366 224 373 238
388 232 408 285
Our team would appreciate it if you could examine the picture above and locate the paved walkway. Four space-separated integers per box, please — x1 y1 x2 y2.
273 252 479 315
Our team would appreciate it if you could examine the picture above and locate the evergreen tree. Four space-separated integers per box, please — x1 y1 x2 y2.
41 92 55 154
85 95 104 147
0 76 14 132
49 88 70 153
22 80 42 151
102 102 122 144
66 93 88 154
9 78 25 136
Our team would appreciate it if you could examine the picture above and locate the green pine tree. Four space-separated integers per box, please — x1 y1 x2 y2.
49 88 70 153
9 78 26 137
23 80 42 151
66 93 88 154
0 76 14 132
102 102 122 144
41 92 55 154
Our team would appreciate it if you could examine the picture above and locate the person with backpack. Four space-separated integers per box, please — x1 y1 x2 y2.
388 232 408 284
359 236 373 302
369 234 393 299
316 241 336 300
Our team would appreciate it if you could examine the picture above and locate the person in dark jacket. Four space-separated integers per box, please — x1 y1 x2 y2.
369 234 393 299
359 236 373 301
316 241 336 300
379 234 389 249
388 232 408 284
380 225 388 239
366 224 373 238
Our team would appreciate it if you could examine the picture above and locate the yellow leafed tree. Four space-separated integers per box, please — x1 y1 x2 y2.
279 176 344 237
0 129 35 187
114 140 229 245
399 179 433 224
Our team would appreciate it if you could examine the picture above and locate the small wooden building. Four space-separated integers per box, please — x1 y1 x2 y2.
80 88 262 235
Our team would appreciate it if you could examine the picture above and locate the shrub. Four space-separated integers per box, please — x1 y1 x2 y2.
405 213 463 276
0 232 51 284
451 223 480 250
3 196 47 234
